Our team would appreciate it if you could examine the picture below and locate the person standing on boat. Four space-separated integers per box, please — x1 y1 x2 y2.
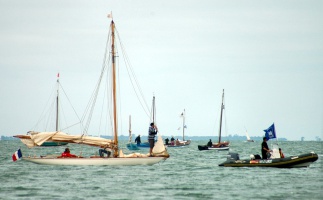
148 122 158 156
170 136 175 145
165 138 169 145
207 139 212 147
135 135 141 146
261 137 271 159
279 148 285 158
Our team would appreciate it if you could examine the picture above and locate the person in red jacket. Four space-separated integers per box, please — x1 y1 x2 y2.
61 148 77 158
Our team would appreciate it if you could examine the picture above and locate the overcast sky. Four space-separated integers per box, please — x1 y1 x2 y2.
1 1 322 141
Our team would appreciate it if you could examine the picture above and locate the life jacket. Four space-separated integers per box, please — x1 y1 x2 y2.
61 152 76 157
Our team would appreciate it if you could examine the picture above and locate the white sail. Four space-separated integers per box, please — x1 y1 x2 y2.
246 131 251 140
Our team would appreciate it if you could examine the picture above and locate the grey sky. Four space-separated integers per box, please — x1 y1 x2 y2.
1 1 322 140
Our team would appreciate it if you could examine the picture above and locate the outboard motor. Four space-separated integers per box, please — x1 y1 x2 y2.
227 152 239 161
250 154 261 160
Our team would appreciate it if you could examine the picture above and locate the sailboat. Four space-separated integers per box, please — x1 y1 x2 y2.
19 74 69 147
126 96 157 150
245 129 254 142
14 18 169 165
198 89 230 151
125 115 140 150
166 109 191 147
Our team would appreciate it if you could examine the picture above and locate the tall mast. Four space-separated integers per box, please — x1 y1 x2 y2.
218 89 224 143
56 73 59 131
182 109 185 141
152 96 155 123
111 20 118 157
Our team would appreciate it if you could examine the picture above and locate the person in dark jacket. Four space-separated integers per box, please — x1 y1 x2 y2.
148 122 158 156
165 138 169 145
135 135 141 145
261 137 270 159
207 139 212 147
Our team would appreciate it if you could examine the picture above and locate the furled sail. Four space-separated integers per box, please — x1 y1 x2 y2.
14 131 114 148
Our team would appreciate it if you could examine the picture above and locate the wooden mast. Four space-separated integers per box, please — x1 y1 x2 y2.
218 89 224 144
152 96 156 123
56 74 59 132
111 20 118 157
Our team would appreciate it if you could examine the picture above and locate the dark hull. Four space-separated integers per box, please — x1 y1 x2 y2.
219 152 318 168
41 142 68 147
198 145 229 151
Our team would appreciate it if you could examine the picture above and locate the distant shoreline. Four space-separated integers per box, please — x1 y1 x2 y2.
2 135 321 141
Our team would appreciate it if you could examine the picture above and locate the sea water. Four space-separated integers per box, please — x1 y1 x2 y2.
0 140 322 200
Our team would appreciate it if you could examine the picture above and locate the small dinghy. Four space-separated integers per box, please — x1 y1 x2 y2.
219 152 318 168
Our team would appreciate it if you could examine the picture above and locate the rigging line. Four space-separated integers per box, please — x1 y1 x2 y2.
59 83 83 131
115 28 151 117
82 64 107 134
82 28 112 135
60 122 81 132
116 28 149 115
81 28 112 124
106 59 114 137
223 96 228 137
83 67 107 134
31 83 56 131
116 55 123 137
211 100 219 137
44 100 56 132
98 78 105 135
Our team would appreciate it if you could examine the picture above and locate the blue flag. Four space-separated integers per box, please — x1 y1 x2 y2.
264 123 276 140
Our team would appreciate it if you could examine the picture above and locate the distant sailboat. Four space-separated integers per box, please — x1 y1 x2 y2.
166 109 191 147
198 89 230 151
126 96 157 150
245 129 254 142
18 74 69 147
126 115 140 150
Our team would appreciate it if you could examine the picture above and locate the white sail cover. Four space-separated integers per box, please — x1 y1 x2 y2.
153 134 167 154
14 131 113 148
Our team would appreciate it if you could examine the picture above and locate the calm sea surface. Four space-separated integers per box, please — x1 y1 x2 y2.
0 140 322 200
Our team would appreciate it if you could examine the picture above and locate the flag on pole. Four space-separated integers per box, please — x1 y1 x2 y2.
264 123 276 140
57 73 60 78
12 149 22 161
107 12 113 18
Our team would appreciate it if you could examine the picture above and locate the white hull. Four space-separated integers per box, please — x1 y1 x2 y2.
208 146 230 151
23 157 166 166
